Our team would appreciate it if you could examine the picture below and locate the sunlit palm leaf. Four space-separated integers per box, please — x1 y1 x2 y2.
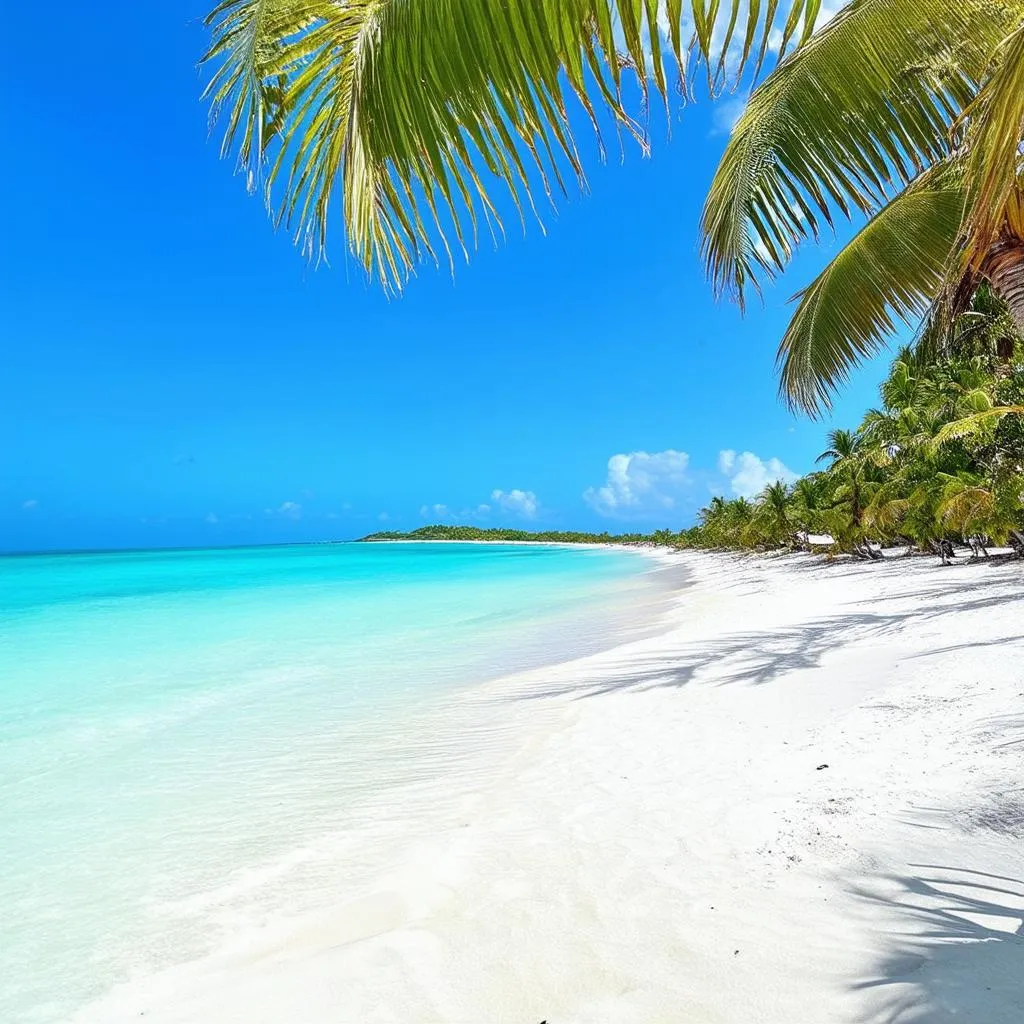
962 22 1024 262
202 0 823 290
929 404 1024 450
777 165 969 414
938 479 994 531
862 490 910 535
701 0 1024 303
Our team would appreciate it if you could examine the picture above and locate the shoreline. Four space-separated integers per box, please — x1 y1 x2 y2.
357 537 672 551
76 550 1024 1023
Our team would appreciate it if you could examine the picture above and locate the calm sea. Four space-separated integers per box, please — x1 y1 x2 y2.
0 542 676 1022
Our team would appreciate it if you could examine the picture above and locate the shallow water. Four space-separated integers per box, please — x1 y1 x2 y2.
0 542 677 1022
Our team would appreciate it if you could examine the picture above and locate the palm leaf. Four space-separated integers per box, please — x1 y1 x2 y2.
701 0 1024 303
863 493 910 535
938 480 994 531
777 164 969 414
962 22 1024 263
929 404 1024 450
202 0 824 290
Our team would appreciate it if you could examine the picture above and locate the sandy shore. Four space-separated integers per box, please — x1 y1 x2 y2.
78 550 1023 1023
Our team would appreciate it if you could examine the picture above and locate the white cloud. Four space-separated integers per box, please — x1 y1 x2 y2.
205 512 218 524
22 499 38 510
584 450 691 519
717 450 799 498
420 503 450 520
377 512 390 522
490 489 538 520
419 496 526 521
266 501 302 519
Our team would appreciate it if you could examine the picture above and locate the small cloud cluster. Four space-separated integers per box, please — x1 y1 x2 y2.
717 450 798 499
419 489 537 522
584 450 690 519
490 488 538 520
583 447 802 520
22 499 38 510
419 502 451 520
265 500 302 520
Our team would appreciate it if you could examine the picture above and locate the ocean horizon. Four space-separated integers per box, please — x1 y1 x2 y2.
1 541 680 1022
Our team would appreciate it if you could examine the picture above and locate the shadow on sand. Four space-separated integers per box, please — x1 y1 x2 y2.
517 555 1024 1019
508 565 1024 702
852 864 1024 1022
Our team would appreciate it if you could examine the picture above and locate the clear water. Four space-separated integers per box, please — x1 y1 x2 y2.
0 542 671 1022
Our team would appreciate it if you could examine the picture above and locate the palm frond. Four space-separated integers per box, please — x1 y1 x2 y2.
938 480 994 530
202 0 824 290
962 21 1024 263
862 492 910 535
929 404 1024 450
701 0 1024 303
777 164 969 415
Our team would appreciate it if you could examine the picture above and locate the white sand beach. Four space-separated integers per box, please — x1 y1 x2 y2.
77 550 1024 1023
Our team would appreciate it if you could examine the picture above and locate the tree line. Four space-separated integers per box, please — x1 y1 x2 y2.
684 289 1024 562
366 291 1024 563
360 525 660 545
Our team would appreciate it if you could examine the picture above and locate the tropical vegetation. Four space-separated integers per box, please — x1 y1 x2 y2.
369 294 1024 563
361 525 668 544
199 2 821 290
202 3 1024 418
202 5 1024 558
702 0 1024 413
681 295 1024 560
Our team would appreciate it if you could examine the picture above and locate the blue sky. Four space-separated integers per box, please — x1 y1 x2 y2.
1 3 893 552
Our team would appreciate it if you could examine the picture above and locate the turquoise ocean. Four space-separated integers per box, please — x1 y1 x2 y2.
0 542 677 1022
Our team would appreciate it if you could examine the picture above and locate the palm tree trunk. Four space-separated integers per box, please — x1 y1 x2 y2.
981 236 1024 343
1010 529 1024 559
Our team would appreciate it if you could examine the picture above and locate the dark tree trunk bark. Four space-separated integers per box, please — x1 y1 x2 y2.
1009 530 1024 559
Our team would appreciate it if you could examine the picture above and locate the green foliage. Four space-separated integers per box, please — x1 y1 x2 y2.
360 524 670 544
702 0 1024 412
696 299 1024 558
364 297 1024 562
201 1 825 290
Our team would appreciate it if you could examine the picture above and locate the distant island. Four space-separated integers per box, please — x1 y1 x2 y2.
359 525 679 545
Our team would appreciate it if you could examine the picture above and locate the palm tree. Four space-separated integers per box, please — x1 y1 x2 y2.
201 2 1024 458
917 284 1023 364
200 1 824 290
816 428 887 556
789 474 829 545
702 0 1024 414
752 480 796 548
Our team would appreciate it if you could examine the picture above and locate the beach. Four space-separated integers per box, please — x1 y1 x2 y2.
72 548 1024 1023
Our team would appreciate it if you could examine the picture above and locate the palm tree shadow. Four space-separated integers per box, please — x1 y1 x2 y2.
508 562 1024 701
851 865 1024 1023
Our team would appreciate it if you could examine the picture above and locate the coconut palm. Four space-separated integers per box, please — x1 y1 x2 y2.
789 474 829 542
750 480 796 548
917 284 1022 364
680 319 1024 561
200 1 824 290
702 0 1024 414
816 427 888 554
